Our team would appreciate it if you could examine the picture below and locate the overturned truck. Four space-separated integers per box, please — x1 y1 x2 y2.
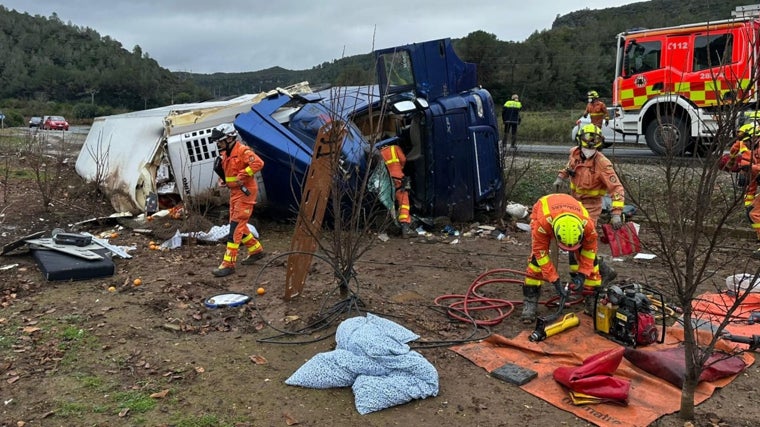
76 38 503 222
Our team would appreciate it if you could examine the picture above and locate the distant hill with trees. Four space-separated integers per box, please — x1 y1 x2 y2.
0 0 751 125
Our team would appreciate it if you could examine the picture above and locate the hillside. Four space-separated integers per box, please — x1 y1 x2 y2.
0 0 753 123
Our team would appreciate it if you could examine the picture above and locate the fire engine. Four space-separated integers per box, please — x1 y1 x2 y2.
612 4 760 155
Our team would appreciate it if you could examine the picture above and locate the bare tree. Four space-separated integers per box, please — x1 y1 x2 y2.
613 59 760 419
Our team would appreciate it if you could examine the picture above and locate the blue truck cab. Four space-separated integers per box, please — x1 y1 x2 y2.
235 38 503 222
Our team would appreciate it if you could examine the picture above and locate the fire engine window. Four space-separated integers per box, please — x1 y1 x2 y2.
693 33 733 71
625 41 661 75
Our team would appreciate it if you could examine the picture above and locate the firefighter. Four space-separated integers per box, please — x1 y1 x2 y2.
380 142 414 238
521 193 603 323
724 124 760 257
553 123 625 227
209 123 265 277
583 90 609 128
502 94 522 149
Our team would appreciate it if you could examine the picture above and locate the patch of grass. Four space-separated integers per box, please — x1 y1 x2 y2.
507 158 565 206
113 390 157 414
514 110 582 144
56 401 89 417
170 414 227 427
74 373 104 389
58 325 85 341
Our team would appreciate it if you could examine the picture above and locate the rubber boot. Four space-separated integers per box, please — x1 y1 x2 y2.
400 223 414 239
521 285 541 324
583 285 599 316
212 242 238 277
598 256 617 286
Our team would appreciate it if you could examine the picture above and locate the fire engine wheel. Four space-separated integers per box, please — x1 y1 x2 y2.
644 115 688 156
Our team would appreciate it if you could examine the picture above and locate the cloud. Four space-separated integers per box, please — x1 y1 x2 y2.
2 0 637 73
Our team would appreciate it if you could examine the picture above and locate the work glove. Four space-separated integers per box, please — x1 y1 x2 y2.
553 177 567 193
571 273 586 291
611 214 623 230
552 279 569 298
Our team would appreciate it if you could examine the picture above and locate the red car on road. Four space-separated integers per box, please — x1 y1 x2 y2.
43 116 69 131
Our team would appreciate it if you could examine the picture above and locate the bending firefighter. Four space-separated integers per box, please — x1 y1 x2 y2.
380 143 414 238
210 124 266 277
522 194 603 323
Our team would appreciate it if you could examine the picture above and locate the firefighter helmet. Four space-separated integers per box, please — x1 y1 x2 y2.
553 213 584 251
576 123 604 149
587 90 599 99
210 123 237 143
738 123 758 142
511 94 519 101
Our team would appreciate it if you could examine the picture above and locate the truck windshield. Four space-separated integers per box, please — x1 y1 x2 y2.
378 50 415 91
623 41 661 76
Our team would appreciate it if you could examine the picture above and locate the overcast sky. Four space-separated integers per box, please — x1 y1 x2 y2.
3 0 641 74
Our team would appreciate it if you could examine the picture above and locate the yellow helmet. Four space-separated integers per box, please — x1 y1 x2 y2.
577 123 604 149
738 123 758 141
587 90 599 99
553 213 584 251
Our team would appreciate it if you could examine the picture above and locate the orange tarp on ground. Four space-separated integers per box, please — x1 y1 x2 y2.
451 319 754 427
692 292 760 340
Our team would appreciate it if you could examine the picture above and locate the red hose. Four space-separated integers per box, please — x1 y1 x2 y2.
434 268 581 326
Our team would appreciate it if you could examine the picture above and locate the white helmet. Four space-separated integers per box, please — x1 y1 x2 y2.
210 123 237 142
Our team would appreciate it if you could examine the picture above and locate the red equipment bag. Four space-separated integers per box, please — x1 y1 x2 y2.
601 222 640 257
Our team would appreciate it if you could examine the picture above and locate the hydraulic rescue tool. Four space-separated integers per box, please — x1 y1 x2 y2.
529 281 580 342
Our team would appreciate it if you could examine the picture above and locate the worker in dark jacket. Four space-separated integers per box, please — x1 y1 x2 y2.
502 94 522 149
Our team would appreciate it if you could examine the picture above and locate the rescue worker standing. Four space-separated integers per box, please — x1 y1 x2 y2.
209 124 265 277
522 193 603 323
380 142 414 238
553 123 625 227
583 90 609 128
502 94 522 149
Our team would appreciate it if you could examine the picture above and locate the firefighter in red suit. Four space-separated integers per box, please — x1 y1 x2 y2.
521 193 602 323
380 143 414 238
210 123 265 277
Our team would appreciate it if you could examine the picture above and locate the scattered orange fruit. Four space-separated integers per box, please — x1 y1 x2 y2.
147 216 154 222
107 286 116 292
133 278 142 286
110 233 119 239
256 287 266 295
149 244 157 250
149 241 156 246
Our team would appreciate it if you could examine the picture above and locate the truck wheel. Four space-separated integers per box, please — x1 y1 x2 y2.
645 115 688 155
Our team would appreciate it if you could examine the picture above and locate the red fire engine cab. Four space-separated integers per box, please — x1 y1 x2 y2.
612 4 760 155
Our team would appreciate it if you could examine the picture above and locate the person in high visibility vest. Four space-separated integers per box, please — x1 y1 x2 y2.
553 123 625 227
501 94 522 149
521 193 603 323
380 143 414 238
722 124 760 258
209 123 266 277
583 90 609 128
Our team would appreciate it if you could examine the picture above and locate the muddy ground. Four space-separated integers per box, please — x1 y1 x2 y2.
1 133 760 427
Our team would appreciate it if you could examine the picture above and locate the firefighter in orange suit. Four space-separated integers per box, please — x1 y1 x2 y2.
553 123 625 226
521 193 602 323
583 90 609 128
209 123 265 277
380 143 413 238
723 124 760 257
